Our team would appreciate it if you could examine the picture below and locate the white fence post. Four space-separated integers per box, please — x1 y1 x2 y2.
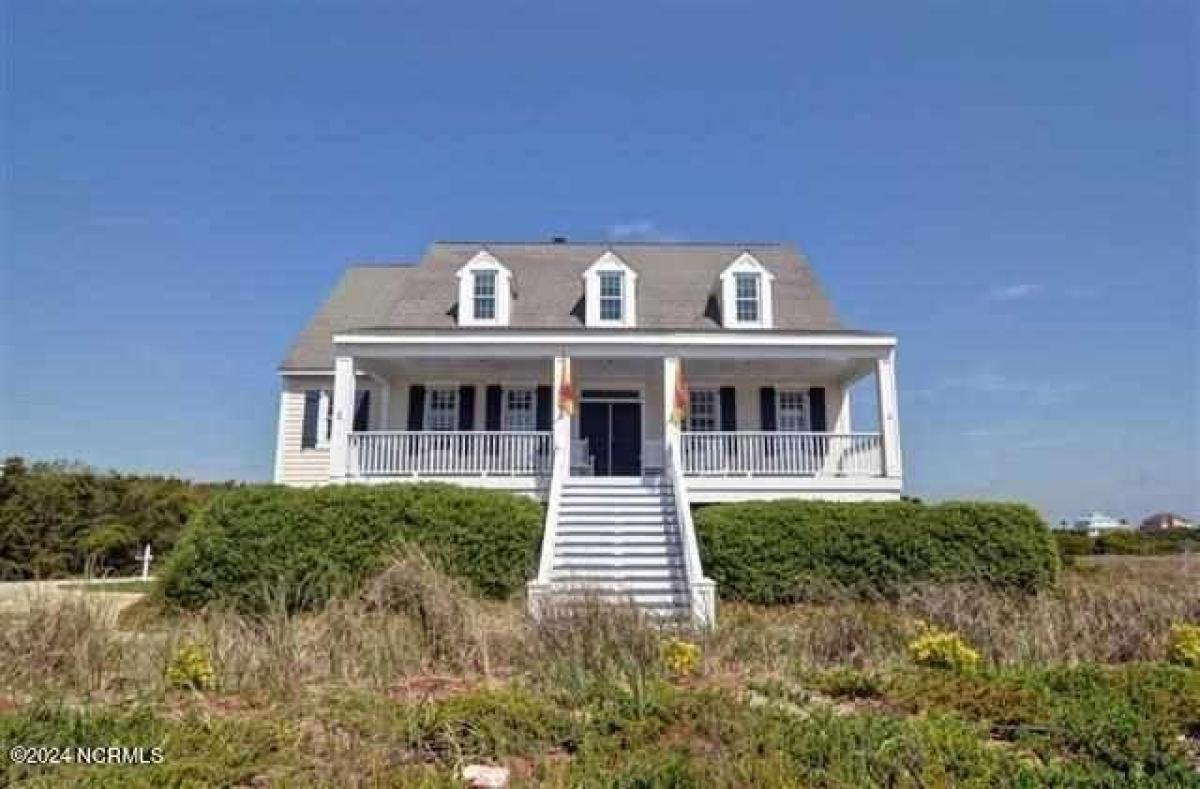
140 544 153 580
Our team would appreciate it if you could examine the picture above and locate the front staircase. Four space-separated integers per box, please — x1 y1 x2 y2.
529 463 716 625
546 477 689 617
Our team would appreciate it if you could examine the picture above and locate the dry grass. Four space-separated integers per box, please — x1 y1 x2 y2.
0 555 1195 705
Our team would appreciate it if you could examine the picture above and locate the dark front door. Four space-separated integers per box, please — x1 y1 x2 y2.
610 402 641 475
578 400 642 476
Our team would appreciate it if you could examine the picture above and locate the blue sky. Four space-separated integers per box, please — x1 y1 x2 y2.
2 1 1196 522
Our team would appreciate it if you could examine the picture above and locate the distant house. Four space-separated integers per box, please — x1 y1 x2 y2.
1140 512 1195 532
1067 512 1126 538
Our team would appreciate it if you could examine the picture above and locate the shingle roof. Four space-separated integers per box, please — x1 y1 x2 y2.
280 241 845 370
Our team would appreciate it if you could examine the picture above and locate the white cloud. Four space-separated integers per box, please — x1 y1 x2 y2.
986 283 1041 301
910 369 1082 407
606 220 679 241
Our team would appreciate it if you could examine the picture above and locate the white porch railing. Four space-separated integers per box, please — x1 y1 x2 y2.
349 431 553 477
680 432 883 477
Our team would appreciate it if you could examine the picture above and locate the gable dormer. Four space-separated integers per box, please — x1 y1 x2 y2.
582 251 638 328
718 252 774 329
456 250 513 327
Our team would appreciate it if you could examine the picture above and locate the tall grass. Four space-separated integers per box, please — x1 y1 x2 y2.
1 555 1194 703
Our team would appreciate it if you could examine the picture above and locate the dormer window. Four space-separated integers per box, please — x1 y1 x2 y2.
456 251 512 326
582 251 637 327
473 270 497 320
719 253 774 328
599 271 624 321
734 272 760 322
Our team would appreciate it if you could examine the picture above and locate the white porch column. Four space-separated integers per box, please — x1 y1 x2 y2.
552 356 571 462
662 356 681 448
832 383 853 433
874 350 902 479
329 354 356 481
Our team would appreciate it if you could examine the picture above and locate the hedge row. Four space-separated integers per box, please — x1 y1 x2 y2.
695 500 1059 603
1055 528 1200 558
0 457 212 580
159 483 543 612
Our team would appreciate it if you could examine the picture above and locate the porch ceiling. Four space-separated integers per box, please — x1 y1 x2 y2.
355 356 872 385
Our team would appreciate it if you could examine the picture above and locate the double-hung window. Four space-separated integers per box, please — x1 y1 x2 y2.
599 271 624 321
503 387 536 431
424 387 459 431
687 389 718 432
734 272 760 323
473 271 497 321
777 390 810 431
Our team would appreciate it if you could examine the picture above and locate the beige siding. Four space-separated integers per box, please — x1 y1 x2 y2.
275 375 384 486
275 376 332 486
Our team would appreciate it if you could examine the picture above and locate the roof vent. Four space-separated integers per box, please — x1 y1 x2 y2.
551 236 568 244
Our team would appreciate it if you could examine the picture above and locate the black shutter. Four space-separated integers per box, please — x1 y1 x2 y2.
719 387 737 431
407 385 426 431
458 386 476 430
353 390 371 432
485 386 503 431
301 390 320 448
536 385 553 430
808 387 826 432
759 387 777 431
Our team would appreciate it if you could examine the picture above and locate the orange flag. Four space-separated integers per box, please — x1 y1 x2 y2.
671 361 688 425
557 358 575 417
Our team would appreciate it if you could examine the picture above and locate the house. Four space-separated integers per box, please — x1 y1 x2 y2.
1140 512 1195 531
1065 512 1126 537
275 240 903 624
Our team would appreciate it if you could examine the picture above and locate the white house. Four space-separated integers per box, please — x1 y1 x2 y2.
1065 512 1126 537
275 240 903 624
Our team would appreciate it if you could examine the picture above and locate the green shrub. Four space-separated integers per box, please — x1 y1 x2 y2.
695 500 1059 603
907 624 981 672
159 483 543 612
0 456 213 580
1056 528 1200 557
165 642 216 691
1167 624 1200 669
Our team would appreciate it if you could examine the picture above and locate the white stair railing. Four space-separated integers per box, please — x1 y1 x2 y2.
528 430 570 616
664 435 716 628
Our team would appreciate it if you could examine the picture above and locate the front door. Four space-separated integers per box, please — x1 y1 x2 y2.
578 398 642 476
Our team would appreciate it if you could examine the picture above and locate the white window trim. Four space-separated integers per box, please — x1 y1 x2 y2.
501 385 537 432
423 385 460 431
719 252 774 329
686 387 719 432
776 388 811 432
456 251 513 327
318 389 332 448
582 251 638 328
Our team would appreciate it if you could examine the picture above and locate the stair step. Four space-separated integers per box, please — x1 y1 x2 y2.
559 496 673 506
554 522 672 534
559 508 676 518
564 482 676 489
563 484 671 492
555 533 680 545
547 590 691 606
557 512 669 524
552 553 686 565
552 567 685 580
549 580 686 594
556 541 680 552
563 477 665 486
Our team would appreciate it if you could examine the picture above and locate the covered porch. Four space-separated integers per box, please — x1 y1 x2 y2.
325 331 902 502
